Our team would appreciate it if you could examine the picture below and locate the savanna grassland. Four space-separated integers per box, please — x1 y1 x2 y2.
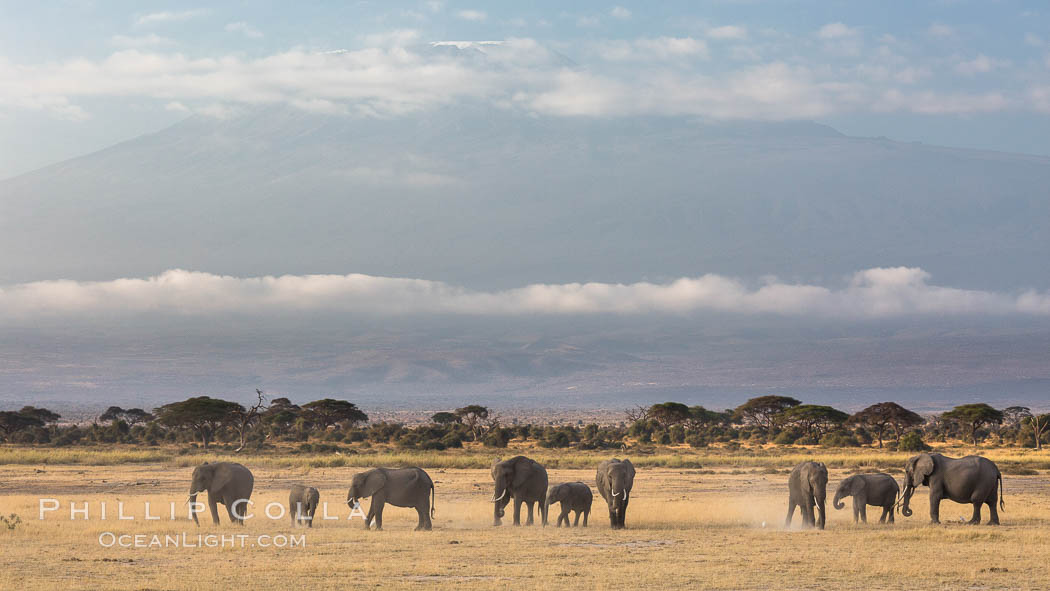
2 443 1050 590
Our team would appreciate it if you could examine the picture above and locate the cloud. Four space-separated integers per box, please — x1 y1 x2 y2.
954 54 1008 76
927 23 956 38
707 25 748 40
110 34 173 48
592 37 709 61
817 22 858 39
878 89 1009 114
135 9 208 27
457 9 487 22
2 267 1047 321
610 6 631 20
224 21 263 39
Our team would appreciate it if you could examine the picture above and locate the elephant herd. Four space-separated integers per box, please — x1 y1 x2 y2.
186 452 1004 531
786 452 1005 529
186 456 636 530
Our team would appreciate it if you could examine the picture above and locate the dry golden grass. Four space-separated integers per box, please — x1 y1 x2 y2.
2 450 1050 590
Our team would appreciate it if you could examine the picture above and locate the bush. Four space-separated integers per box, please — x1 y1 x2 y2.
820 432 860 448
440 433 463 449
773 431 797 445
898 430 932 452
686 435 708 448
483 428 511 448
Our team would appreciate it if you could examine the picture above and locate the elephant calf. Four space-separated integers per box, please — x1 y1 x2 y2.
785 461 828 529
289 484 320 527
833 473 899 524
546 482 592 527
347 467 435 531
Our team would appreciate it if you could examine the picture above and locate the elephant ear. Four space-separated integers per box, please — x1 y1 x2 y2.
512 458 534 490
849 476 865 495
360 470 388 498
622 459 636 488
912 454 935 487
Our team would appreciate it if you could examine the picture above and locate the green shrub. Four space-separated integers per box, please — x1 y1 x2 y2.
898 431 931 452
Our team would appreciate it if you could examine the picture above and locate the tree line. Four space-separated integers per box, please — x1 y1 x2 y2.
1 393 1048 452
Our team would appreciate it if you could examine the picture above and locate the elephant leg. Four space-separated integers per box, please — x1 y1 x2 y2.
558 509 568 527
608 503 618 528
374 504 384 531
365 502 376 529
785 499 798 527
583 510 589 527
929 493 942 524
860 504 867 524
525 501 535 526
620 498 629 528
967 503 981 525
512 498 523 526
209 499 221 525
308 507 316 528
986 497 1000 526
879 507 888 524
852 501 859 523
887 505 895 523
803 497 815 528
572 510 581 527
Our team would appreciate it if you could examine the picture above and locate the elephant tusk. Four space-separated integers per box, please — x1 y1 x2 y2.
491 490 507 503
612 490 622 497
623 490 629 502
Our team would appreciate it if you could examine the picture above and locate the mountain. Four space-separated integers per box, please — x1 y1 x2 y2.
3 105 1050 290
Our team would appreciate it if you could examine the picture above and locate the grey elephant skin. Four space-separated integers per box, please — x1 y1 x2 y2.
491 456 548 526
900 453 1004 525
346 467 435 530
785 461 828 529
187 462 254 526
545 482 592 527
288 484 320 527
596 458 635 529
833 473 899 524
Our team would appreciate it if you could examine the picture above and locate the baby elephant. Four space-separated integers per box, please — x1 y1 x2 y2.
545 482 592 527
833 473 900 524
288 484 320 527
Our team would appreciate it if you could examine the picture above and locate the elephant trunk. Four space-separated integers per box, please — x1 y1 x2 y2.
832 489 846 510
900 484 915 517
188 491 200 526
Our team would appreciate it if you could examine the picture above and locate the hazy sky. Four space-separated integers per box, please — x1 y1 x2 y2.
3 0 1050 178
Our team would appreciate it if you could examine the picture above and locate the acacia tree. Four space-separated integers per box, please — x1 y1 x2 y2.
455 405 490 441
99 407 154 425
649 402 692 429
261 398 301 436
686 406 727 430
155 396 244 448
301 399 368 430
778 405 849 440
733 396 801 436
1025 413 1050 450
848 402 925 448
431 411 458 425
0 412 44 442
230 389 269 452
942 403 1004 446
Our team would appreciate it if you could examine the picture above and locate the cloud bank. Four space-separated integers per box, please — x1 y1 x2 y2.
2 267 1048 320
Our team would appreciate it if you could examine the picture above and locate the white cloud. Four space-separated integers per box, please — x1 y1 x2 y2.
1 267 1047 320
362 29 420 47
577 15 600 27
610 6 631 20
135 9 209 27
954 54 1008 75
927 23 956 38
878 89 1009 114
457 9 487 22
1025 33 1044 47
592 37 709 61
818 22 858 39
110 34 173 48
707 25 748 40
164 101 189 112
224 21 263 39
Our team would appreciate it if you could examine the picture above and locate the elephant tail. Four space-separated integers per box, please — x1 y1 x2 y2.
998 472 1004 511
431 482 436 518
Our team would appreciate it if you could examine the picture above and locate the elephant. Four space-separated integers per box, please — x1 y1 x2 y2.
832 473 900 524
596 458 635 529
491 456 548 526
900 453 1003 525
346 467 435 531
288 484 320 527
545 482 592 527
187 462 254 526
785 461 828 529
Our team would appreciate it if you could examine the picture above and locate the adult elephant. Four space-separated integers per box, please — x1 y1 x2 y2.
900 453 1003 525
545 482 592 527
346 467 435 531
833 473 899 524
288 484 320 527
596 458 635 529
491 456 548 526
187 462 254 526
785 461 828 529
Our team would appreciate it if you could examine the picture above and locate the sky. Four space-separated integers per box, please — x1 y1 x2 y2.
3 0 1050 178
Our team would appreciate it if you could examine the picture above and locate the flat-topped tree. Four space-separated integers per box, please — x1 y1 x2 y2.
777 405 849 440
848 402 924 448
455 405 490 441
0 412 44 442
942 403 1004 446
155 396 244 448
431 412 458 425
18 406 61 425
649 402 691 429
733 396 801 437
301 398 368 430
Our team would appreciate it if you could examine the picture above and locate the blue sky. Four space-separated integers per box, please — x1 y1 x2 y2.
2 0 1050 177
